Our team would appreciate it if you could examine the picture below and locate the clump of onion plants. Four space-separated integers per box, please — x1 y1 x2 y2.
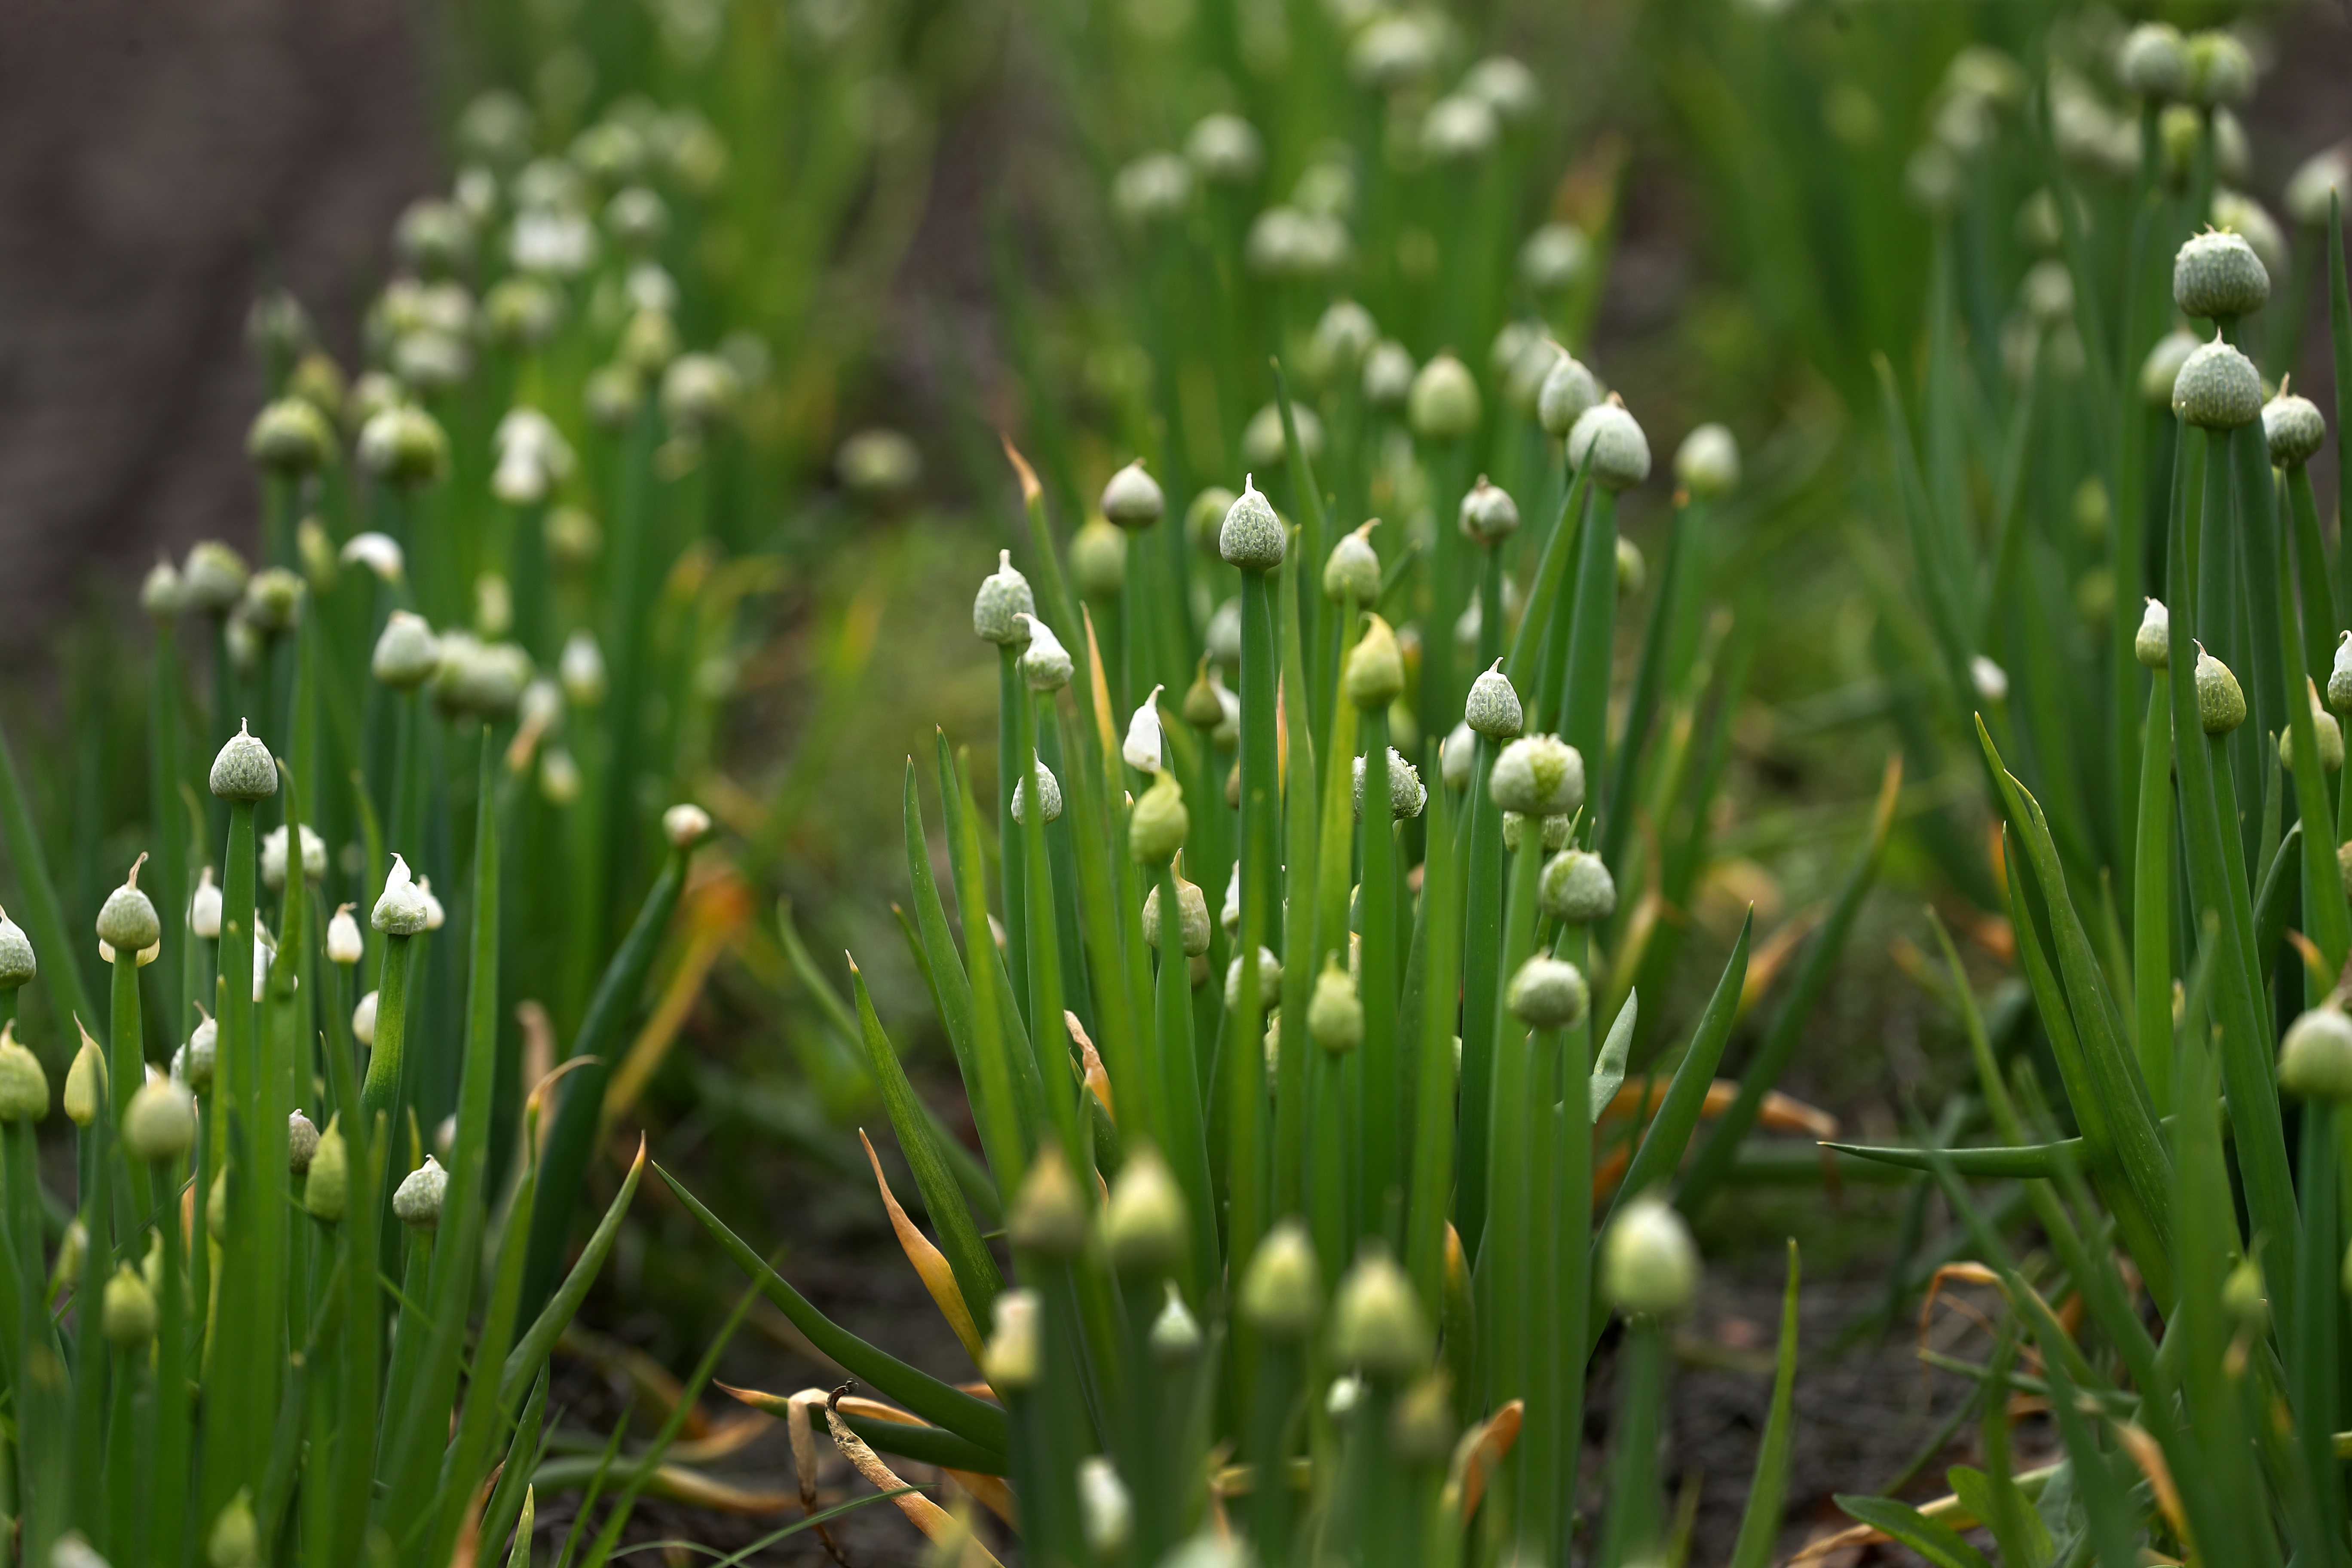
1853 21 2352 1560
0 85 842 1568
657 137 1887 1554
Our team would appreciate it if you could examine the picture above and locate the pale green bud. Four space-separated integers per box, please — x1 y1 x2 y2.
1131 772 1189 864
209 720 279 802
2171 335 2263 429
1352 748 1426 821
1307 956 1363 1055
1489 734 1585 816
123 1078 197 1164
1011 759 1064 826
2173 230 2269 321
1406 354 1480 441
1070 518 1128 598
2281 1007 2352 1100
96 860 161 952
1465 659 1522 737
64 1031 104 1127
1346 614 1406 710
1237 1219 1321 1338
1540 848 1617 924
104 1264 158 1348
1329 1249 1431 1378
1602 1195 1700 1318
0 1025 49 1122
2266 388 2327 469
1537 352 1602 439
394 1155 449 1229
1457 476 1519 544
182 541 251 616
973 550 1035 645
1008 1147 1088 1258
2195 645 2246 733
1674 423 1740 499
208 1491 259 1568
1015 614 1074 691
288 1110 320 1176
2135 599 2171 669
305 1116 349 1222
0 908 32 990
2116 21 2187 99
1506 954 1589 1031
1142 873 1210 957
1568 399 1651 491
1225 947 1281 1013
1150 1280 1204 1365
373 853 432 935
247 398 337 475
1218 478 1286 571
1104 1146 1188 1276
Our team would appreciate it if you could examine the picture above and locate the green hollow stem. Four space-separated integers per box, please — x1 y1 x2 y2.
2240 416 2349 976
2131 676 2174 1113
1234 567 1281 1267
1356 707 1400 1250
1403 771 1461 1308
2284 466 2334 689
2329 190 2352 622
1479 839 1543 1412
1014 688 1080 1168
1453 732 1503 1261
2168 425 2298 1333
360 934 415 1123
1153 860 1216 1307
1594 1316 1667 1567
999 647 1032 1029
1561 486 1620 825
1274 561 1320 1224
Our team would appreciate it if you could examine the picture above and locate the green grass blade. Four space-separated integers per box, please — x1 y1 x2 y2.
1831 1496 1991 1568
520 840 690 1323
1726 1239 1801 1568
848 956 1004 1321
652 1161 1010 1456
378 728 504 1536
502 1142 646 1409
1618 908 1749 1221
478 1369 552 1568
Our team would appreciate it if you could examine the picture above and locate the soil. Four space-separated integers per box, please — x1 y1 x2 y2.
0 0 435 656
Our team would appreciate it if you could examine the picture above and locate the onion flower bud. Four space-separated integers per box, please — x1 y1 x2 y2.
210 720 279 802
1238 1220 1321 1338
394 1155 449 1229
1506 954 1589 1031
1602 1195 1700 1318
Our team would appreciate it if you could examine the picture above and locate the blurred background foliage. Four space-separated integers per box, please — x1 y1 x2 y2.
1 0 2347 1554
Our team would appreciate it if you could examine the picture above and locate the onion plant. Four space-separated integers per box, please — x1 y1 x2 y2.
1850 19 2352 1561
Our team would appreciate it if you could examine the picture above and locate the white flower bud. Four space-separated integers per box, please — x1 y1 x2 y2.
372 853 432 936
353 990 379 1047
1078 1456 1133 1562
560 631 608 705
983 1289 1043 1390
1123 686 1165 772
393 1155 449 1229
2135 599 2170 670
189 867 222 940
1015 614 1075 691
328 904 364 966
663 803 712 847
